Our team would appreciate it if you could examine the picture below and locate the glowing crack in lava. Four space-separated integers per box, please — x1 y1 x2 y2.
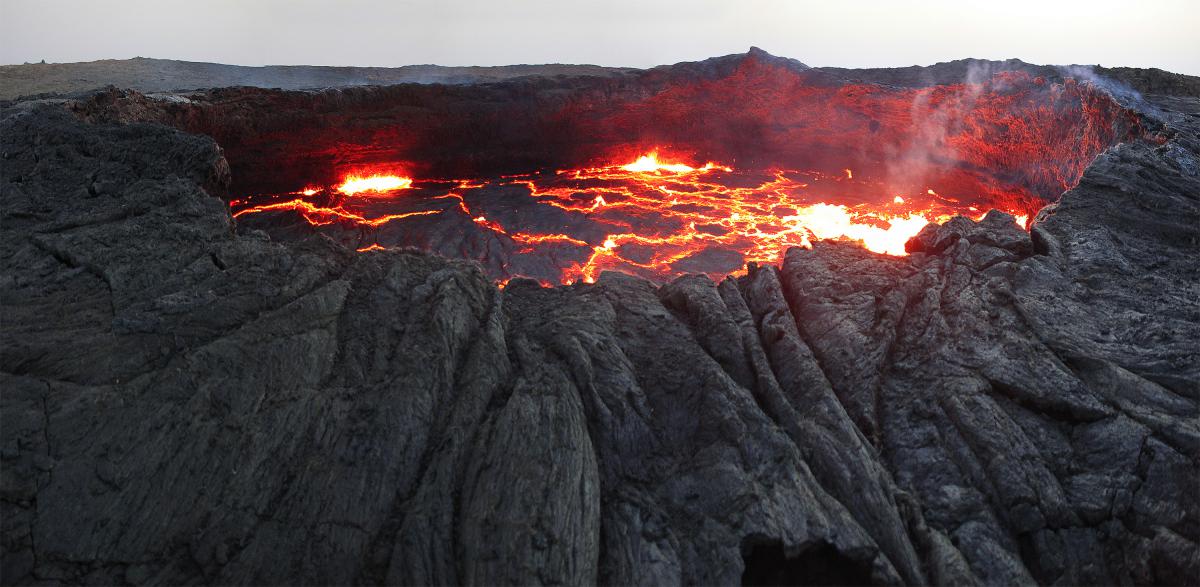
231 153 1032 285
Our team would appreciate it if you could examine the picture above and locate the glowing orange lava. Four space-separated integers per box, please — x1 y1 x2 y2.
618 151 732 174
232 153 1032 285
337 174 413 196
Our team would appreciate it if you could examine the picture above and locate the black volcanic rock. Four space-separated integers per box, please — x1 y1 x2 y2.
1 58 1199 586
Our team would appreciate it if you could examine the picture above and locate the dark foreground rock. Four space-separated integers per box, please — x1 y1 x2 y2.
2 89 1199 585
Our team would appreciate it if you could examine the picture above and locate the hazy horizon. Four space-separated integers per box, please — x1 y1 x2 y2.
3 0 1198 76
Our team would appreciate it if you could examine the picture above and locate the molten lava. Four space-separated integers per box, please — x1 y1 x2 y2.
336 174 413 196
232 152 1034 285
619 151 732 174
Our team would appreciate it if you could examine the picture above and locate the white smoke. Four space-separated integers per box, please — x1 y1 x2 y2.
1058 65 1141 104
884 61 997 194
1056 64 1162 121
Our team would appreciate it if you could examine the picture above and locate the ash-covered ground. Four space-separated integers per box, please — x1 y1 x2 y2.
1 50 1198 585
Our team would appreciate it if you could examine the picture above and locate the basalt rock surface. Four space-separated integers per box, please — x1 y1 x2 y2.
2 62 1199 586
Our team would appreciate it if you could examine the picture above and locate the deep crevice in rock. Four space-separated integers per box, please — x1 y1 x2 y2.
741 540 876 587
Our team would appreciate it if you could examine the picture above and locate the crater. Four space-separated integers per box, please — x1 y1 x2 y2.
72 51 1144 284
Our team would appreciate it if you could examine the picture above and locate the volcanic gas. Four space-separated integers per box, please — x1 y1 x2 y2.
106 51 1141 285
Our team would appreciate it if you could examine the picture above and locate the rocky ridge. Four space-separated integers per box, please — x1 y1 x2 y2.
0 57 637 101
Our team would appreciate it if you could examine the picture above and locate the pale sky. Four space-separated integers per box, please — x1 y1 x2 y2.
2 0 1198 75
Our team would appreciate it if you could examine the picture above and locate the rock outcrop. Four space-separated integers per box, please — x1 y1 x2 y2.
1 59 1198 585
